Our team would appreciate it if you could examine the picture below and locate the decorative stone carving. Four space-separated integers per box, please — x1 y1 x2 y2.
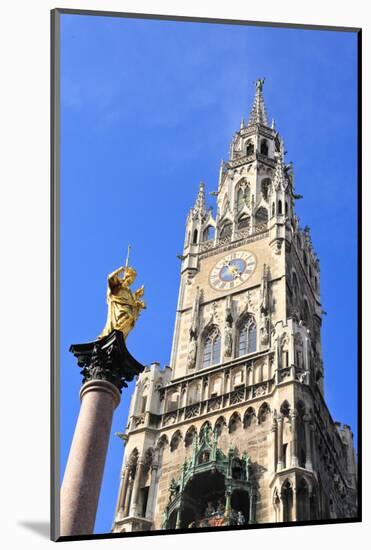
70 330 144 393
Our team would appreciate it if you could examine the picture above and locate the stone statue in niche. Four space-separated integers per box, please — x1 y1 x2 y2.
187 336 197 369
224 322 233 357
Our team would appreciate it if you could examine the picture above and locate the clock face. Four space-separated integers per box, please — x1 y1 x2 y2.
209 250 257 291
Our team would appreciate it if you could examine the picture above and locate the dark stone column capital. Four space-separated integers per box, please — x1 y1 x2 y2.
70 330 144 393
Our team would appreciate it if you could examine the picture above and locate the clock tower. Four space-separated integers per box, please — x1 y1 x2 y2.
112 80 357 533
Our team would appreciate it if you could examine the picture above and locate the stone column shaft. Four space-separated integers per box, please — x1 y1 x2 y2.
277 415 284 470
116 465 130 517
304 415 313 470
130 459 144 517
291 410 298 467
145 464 158 519
123 477 134 517
60 380 120 536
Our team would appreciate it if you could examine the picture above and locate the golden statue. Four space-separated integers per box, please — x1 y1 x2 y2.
99 247 146 340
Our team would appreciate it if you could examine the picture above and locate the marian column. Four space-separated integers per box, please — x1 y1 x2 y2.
60 262 145 537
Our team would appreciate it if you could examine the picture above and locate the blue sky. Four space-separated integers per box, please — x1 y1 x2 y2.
60 13 358 534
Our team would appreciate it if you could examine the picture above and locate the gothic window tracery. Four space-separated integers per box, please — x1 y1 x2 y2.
214 416 226 437
237 215 250 230
238 315 257 357
202 326 221 368
220 222 232 239
255 206 268 224
170 430 182 452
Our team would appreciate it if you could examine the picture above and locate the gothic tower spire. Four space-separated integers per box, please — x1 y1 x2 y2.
248 78 269 126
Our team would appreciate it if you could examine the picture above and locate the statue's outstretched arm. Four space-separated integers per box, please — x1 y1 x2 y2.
107 266 125 289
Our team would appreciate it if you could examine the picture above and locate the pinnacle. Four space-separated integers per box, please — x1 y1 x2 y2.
248 78 269 127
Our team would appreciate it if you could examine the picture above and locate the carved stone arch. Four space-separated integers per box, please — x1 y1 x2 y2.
280 400 291 417
228 411 242 433
170 429 183 452
281 478 294 522
156 434 169 451
243 406 256 428
214 416 227 437
218 217 233 239
255 206 268 224
257 401 271 424
184 425 197 448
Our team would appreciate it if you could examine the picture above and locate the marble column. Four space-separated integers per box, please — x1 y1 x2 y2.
60 330 144 537
60 379 120 536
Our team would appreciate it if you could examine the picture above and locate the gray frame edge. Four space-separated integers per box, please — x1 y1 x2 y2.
51 8 61 543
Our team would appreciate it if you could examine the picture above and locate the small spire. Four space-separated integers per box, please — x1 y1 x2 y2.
240 118 245 129
192 181 207 219
248 78 269 127
271 118 275 130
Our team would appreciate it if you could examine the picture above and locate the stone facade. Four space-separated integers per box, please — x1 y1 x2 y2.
112 81 357 533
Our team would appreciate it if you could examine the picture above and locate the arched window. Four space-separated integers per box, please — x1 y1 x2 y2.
282 480 293 522
272 202 275 217
220 222 232 239
243 407 256 428
255 206 268 224
228 412 241 433
260 139 269 156
285 201 288 214
203 226 215 241
278 200 283 215
237 215 250 230
185 426 197 448
261 178 271 201
170 430 182 452
238 316 257 356
214 417 226 437
246 141 254 156
202 327 221 368
192 229 198 244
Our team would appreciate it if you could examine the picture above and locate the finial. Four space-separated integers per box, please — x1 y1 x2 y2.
255 77 265 92
271 118 275 130
240 118 245 129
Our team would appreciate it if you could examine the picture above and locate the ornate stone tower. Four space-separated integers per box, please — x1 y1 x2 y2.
112 80 357 533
